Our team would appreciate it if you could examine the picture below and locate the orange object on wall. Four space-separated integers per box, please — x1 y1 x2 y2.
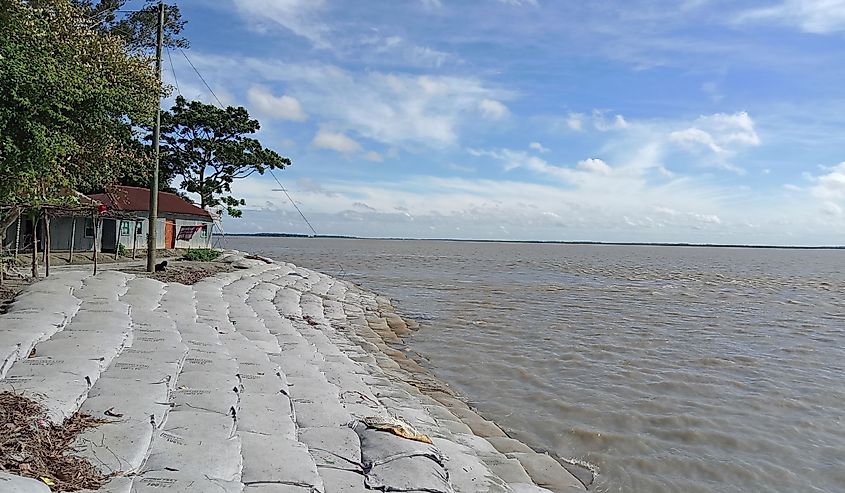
164 219 176 248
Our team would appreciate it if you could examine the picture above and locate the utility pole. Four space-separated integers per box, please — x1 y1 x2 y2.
146 1 165 272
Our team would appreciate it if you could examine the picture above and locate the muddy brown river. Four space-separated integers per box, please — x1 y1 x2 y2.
230 237 845 493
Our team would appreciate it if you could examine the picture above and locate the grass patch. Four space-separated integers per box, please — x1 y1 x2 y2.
182 248 221 262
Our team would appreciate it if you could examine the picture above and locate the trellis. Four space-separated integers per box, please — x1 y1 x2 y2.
1 203 137 284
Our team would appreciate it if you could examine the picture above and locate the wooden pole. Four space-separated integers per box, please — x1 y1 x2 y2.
14 215 20 257
68 217 76 263
43 212 50 278
115 220 122 260
92 213 98 275
31 213 38 279
132 220 139 259
147 1 165 272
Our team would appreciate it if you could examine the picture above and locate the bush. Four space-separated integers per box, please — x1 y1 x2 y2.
182 248 221 262
117 244 127 257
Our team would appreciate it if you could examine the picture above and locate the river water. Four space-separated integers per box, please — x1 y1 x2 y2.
229 237 845 493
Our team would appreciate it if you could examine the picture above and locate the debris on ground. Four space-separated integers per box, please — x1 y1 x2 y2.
361 416 434 444
0 392 113 492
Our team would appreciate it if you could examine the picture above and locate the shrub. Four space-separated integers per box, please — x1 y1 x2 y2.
182 248 221 262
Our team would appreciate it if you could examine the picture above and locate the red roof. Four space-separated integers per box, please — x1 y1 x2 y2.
89 186 211 219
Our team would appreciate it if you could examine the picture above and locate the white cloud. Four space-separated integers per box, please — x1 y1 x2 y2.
364 151 384 162
420 0 443 8
738 0 845 34
577 158 612 175
810 162 845 200
232 0 331 48
312 129 362 154
246 85 307 121
566 112 585 131
668 112 760 172
593 110 630 131
181 52 511 149
361 35 455 68
498 0 539 5
479 99 510 119
529 142 550 153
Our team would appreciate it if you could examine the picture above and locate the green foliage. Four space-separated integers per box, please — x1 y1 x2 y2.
72 0 188 52
0 0 160 205
117 243 127 256
182 248 220 262
160 96 291 217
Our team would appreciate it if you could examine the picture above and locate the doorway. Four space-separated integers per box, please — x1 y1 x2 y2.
164 219 176 249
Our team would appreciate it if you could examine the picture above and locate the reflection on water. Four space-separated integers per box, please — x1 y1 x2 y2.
230 237 845 493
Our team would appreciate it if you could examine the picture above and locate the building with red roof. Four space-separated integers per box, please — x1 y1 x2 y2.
88 186 213 251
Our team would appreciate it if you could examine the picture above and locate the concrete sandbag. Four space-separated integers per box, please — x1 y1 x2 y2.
356 424 442 465
81 381 171 426
243 485 310 493
143 431 242 482
73 418 154 475
78 476 133 493
239 431 323 490
317 467 368 493
34 331 128 368
238 369 286 394
431 437 510 493
176 369 240 394
0 472 52 492
0 374 89 423
163 409 236 439
169 388 238 416
506 453 585 492
131 472 243 493
105 356 181 386
180 355 238 375
292 398 352 428
237 392 296 438
299 427 362 471
366 455 453 493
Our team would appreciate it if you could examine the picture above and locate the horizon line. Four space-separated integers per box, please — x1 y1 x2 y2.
219 232 845 250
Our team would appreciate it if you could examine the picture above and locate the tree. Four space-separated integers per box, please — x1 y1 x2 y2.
72 0 188 52
0 0 160 205
160 96 291 217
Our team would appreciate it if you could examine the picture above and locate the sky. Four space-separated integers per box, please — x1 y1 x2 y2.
163 0 845 245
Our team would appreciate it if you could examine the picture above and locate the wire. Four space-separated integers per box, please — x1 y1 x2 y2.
177 47 224 108
268 171 318 237
176 45 335 274
166 46 180 96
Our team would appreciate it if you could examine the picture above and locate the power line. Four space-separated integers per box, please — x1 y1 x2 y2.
166 46 180 96
269 172 318 237
177 47 224 108
175 46 326 247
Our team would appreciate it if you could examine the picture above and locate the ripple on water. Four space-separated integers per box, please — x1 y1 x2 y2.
232 238 845 493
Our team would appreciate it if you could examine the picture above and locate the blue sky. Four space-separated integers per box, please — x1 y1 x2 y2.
165 0 845 245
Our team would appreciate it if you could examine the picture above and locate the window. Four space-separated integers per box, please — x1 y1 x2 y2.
84 218 94 238
120 221 130 236
200 225 208 238
135 221 143 235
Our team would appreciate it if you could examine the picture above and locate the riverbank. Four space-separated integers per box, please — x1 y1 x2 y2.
0 250 585 492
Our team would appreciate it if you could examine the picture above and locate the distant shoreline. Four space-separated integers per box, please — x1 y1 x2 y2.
221 233 845 250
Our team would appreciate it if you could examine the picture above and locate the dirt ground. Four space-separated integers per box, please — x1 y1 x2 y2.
120 259 233 285
1 252 232 307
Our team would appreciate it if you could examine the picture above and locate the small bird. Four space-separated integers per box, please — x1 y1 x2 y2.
154 260 168 272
